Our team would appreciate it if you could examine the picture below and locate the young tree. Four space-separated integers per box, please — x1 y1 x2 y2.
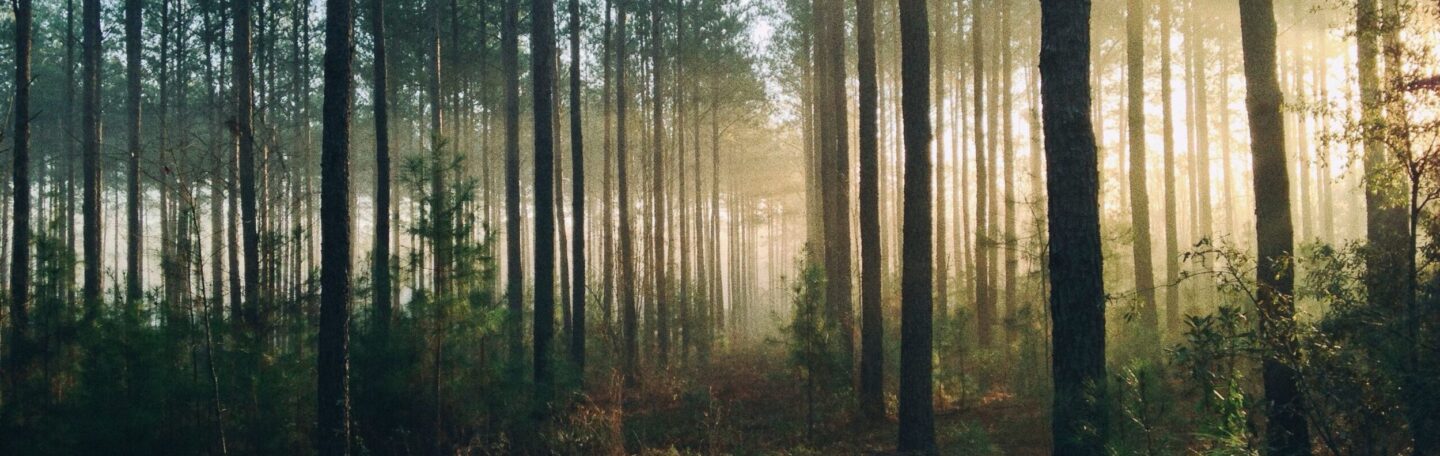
316 0 355 451
855 0 883 422
124 0 143 309
1040 0 1107 452
1236 1 1312 454
533 0 558 410
896 0 934 450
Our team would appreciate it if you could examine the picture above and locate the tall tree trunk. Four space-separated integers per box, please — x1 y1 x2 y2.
7 0 34 415
896 0 934 450
649 0 670 367
568 0 587 375
933 0 948 320
617 0 639 388
1126 0 1158 338
855 0 883 422
125 0 144 311
371 0 392 333
316 0 355 451
235 0 260 329
532 0 558 414
1237 1 1312 454
1040 0 1107 452
503 0 525 374
81 0 103 320
972 0 992 348
1161 0 1180 334
1000 3 1018 351
815 0 853 366
602 0 616 341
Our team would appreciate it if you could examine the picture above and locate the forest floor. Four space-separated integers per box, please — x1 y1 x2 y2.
578 346 1051 455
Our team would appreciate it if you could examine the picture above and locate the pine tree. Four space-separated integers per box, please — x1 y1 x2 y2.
316 0 355 450
896 0 934 450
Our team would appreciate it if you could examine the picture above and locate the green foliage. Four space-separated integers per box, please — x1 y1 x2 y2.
781 257 852 441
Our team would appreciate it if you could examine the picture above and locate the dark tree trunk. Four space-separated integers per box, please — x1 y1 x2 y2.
1126 0 1158 337
371 0 392 333
896 0 934 450
602 0 616 342
568 0 587 373
1040 0 1107 453
82 0 102 320
532 0 558 412
7 0 33 414
316 0 355 451
1237 1 1312 454
235 0 260 329
125 0 144 310
855 0 883 422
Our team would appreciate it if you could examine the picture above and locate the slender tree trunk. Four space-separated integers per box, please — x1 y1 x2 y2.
1001 3 1017 351
125 0 144 310
1040 0 1107 452
568 0 587 375
503 0 525 374
371 0 392 333
1161 0 1180 334
1237 1 1312 453
532 0 558 414
316 0 355 451
234 0 261 330
972 0 992 348
896 0 934 449
616 0 639 388
7 0 34 416
81 0 103 320
602 0 616 341
1126 0 1158 338
815 0 854 366
856 0 883 422
649 0 670 367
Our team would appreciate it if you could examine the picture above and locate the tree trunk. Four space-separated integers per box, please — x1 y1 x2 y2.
1040 0 1107 452
1126 0 1158 338
815 0 853 366
616 0 639 388
234 0 261 330
532 0 558 412
82 0 102 320
503 0 525 375
855 0 883 422
7 0 34 413
972 0 992 348
649 0 670 367
1161 0 1180 334
1237 1 1312 454
125 0 144 310
568 0 587 375
316 0 355 451
896 0 934 450
371 0 392 333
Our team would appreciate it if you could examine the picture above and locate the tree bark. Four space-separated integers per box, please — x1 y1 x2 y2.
568 0 587 375
371 0 392 333
316 0 355 451
82 0 102 320
125 0 144 310
855 0 883 422
896 0 934 450
815 0 853 365
1040 0 1107 452
503 0 525 374
616 0 639 388
7 0 34 414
